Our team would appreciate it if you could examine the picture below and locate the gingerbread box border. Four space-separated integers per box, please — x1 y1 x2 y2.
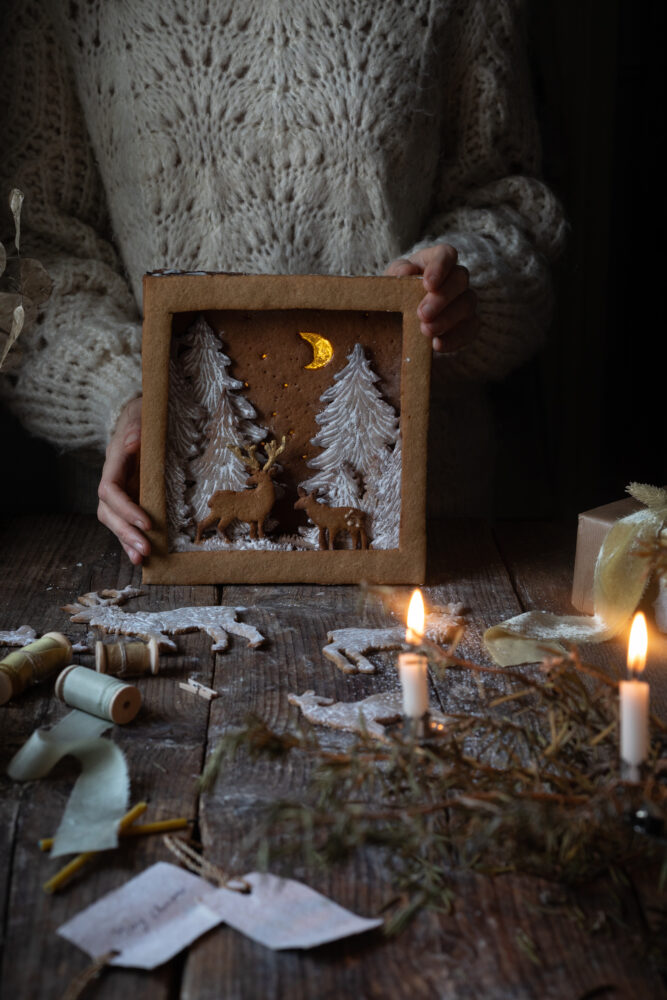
140 272 430 585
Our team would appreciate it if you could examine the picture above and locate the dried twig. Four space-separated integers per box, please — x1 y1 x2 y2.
201 646 667 933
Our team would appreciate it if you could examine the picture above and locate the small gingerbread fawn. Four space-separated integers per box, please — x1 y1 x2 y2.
294 487 369 550
195 437 286 543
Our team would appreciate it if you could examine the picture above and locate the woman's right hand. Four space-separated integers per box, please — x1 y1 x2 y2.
97 396 151 564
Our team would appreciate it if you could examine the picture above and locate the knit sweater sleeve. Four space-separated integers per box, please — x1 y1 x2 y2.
0 3 142 452
407 0 566 384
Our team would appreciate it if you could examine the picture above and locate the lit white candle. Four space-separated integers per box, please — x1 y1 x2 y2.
620 611 650 775
398 589 429 719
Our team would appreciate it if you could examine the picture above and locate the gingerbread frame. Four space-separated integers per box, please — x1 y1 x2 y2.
140 272 430 585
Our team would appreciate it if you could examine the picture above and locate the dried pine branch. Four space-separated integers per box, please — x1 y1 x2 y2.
201 646 667 932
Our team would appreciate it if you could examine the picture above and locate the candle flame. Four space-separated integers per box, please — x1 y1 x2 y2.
406 589 425 644
627 611 648 675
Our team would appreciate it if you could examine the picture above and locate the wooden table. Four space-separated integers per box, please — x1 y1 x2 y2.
0 515 665 999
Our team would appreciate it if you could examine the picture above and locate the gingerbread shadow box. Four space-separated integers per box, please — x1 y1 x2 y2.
140 272 431 585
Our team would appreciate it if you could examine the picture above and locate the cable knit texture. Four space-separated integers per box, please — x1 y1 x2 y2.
0 0 564 508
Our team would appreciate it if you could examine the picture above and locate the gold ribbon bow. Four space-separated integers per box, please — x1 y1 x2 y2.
483 483 667 666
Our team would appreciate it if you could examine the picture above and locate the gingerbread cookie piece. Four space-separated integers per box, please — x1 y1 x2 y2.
322 627 405 674
322 605 466 675
65 586 145 609
288 690 451 740
0 626 38 647
63 602 265 653
424 605 466 642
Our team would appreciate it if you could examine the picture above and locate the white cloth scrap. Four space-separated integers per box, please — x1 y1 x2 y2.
7 712 129 857
58 862 382 968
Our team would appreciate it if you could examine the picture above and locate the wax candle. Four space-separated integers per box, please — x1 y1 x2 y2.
620 611 649 776
398 589 429 719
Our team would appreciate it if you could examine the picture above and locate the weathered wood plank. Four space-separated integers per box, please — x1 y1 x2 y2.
434 868 664 999
2 516 665 999
184 527 515 998
0 514 109 978
186 582 397 998
4 741 201 1000
0 515 217 1000
186 521 666 1000
493 518 667 997
425 519 528 715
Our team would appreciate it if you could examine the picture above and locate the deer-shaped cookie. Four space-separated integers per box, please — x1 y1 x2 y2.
195 437 286 543
294 487 369 550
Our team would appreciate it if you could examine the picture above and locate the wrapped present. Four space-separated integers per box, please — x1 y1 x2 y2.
656 578 667 632
484 484 667 666
571 497 642 614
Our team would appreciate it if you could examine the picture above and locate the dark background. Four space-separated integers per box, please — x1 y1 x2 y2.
1 0 664 520
494 0 665 517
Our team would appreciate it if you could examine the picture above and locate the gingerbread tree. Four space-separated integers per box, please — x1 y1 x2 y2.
165 359 206 545
363 432 402 549
302 343 399 502
328 461 362 508
181 316 265 523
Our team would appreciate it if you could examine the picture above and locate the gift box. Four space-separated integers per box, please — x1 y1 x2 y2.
571 497 642 614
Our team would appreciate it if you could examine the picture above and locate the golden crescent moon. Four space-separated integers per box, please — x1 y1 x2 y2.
299 331 334 370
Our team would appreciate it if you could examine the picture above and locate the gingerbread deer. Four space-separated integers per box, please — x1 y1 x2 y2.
195 437 286 543
294 487 369 550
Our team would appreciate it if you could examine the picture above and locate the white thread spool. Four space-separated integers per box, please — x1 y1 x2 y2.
55 665 141 724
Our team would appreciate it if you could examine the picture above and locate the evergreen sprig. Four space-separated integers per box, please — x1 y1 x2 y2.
201 647 667 931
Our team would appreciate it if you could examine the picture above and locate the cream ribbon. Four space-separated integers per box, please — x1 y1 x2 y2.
484 483 667 666
7 711 130 857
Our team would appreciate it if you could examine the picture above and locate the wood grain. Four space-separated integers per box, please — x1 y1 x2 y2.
0 515 665 999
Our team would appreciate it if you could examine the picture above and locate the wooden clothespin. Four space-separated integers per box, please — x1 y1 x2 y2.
178 677 218 702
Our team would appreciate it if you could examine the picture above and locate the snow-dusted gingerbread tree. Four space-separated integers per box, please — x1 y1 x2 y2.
301 343 401 548
328 461 362 508
362 431 402 549
165 359 206 547
181 316 266 525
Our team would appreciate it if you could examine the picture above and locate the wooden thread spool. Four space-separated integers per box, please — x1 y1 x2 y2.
55 665 141 725
0 632 73 706
95 638 160 677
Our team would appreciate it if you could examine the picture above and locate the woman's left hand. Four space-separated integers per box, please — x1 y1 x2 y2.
386 243 479 353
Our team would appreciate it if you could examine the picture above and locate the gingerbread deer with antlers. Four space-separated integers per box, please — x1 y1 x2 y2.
195 437 287 543
294 487 369 550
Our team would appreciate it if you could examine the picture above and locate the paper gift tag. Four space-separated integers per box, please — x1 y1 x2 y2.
58 862 222 970
208 871 382 950
58 862 382 968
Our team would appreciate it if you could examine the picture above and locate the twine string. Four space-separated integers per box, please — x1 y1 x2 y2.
162 835 250 893
60 950 117 1000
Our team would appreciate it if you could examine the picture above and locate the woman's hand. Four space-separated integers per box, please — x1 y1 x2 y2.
97 396 151 565
385 244 479 353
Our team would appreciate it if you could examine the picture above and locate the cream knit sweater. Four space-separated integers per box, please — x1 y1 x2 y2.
0 0 565 510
